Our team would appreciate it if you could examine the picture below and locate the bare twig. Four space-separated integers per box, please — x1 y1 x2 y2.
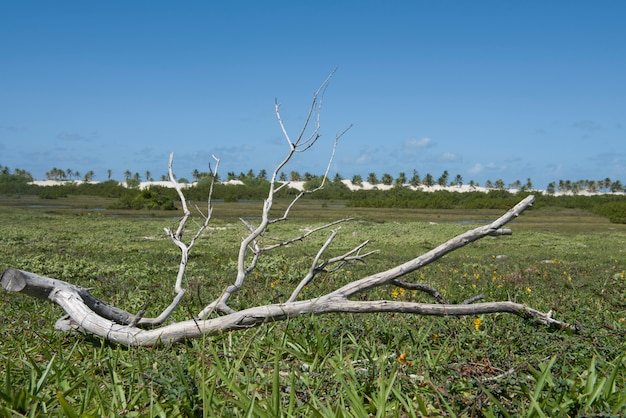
1 75 581 346
392 280 449 304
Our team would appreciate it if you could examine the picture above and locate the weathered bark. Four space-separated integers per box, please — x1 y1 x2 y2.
1 195 579 346
0 74 580 346
2 266 576 347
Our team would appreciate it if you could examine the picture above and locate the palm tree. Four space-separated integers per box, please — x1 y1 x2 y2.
437 170 449 187
289 171 301 181
107 169 112 180
452 174 463 187
124 170 131 180
381 173 393 185
409 169 420 187
395 172 407 187
83 170 95 182
13 168 33 180
352 174 363 186
423 173 434 187
367 172 378 185
587 180 598 193
524 178 533 191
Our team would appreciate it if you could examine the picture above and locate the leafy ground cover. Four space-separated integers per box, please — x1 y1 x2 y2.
1 197 625 416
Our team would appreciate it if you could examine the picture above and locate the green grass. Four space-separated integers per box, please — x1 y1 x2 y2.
1 198 625 416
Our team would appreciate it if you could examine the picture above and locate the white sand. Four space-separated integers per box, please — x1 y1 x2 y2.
29 179 621 196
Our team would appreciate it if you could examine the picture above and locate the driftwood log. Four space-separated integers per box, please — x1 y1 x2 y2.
1 74 578 346
1 195 578 346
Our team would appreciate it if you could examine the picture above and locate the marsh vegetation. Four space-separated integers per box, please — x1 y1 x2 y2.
1 197 625 416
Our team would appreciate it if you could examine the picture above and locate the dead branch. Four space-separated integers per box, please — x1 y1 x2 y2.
1 74 580 346
1 265 578 346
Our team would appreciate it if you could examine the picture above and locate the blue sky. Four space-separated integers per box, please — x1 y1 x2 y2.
1 1 625 188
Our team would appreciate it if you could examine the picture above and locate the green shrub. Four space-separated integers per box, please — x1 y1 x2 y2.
592 200 626 223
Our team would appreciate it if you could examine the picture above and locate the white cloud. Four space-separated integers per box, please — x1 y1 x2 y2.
468 162 498 175
404 137 432 150
440 152 459 161
468 163 484 174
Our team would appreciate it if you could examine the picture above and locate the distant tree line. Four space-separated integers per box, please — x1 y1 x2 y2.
1 164 624 222
7 163 624 195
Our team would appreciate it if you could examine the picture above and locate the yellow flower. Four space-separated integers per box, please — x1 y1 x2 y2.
432 333 439 341
526 287 532 293
398 353 413 366
473 317 482 330
391 288 399 299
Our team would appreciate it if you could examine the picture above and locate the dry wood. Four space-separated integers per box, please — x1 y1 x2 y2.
1 73 579 346
0 195 579 347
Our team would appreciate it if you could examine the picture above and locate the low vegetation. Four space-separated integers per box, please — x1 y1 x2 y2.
0 169 625 223
1 197 625 416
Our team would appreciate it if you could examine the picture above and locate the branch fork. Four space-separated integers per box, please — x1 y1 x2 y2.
1 72 579 346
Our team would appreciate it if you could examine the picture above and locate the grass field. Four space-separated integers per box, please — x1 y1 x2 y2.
1 195 625 416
